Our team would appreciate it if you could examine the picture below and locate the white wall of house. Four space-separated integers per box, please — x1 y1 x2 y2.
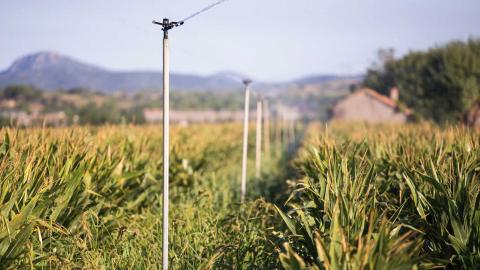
332 92 407 123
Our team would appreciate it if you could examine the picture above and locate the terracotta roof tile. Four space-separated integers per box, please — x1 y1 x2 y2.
342 88 413 115
356 88 397 108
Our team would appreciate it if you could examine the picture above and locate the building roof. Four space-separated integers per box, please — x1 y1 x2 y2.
337 88 412 115
354 88 397 108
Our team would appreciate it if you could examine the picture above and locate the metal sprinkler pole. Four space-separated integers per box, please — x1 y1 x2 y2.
263 99 271 160
281 107 288 149
241 79 252 203
255 97 263 178
291 119 296 143
153 18 183 270
286 116 291 148
289 119 294 145
162 29 170 270
274 105 281 157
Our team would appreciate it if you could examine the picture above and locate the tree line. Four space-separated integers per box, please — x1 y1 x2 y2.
363 39 480 124
0 85 251 126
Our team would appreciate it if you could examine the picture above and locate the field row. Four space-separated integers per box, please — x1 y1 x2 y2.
0 124 297 269
278 123 480 269
1 123 479 269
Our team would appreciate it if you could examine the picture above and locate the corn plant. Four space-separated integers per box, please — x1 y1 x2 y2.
277 123 480 269
0 124 285 269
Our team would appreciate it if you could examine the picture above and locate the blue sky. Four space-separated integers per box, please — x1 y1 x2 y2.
1 0 479 81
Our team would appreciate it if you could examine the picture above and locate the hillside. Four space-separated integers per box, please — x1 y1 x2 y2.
0 51 360 93
0 52 243 92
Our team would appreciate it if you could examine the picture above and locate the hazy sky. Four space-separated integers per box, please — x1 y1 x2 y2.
1 0 479 81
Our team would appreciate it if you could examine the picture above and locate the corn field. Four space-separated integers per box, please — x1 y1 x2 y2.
277 123 480 269
0 122 479 269
0 124 286 269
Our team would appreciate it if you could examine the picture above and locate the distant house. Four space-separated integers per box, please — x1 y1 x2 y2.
143 109 163 123
0 99 16 109
29 102 45 117
144 109 250 125
329 87 411 123
0 110 67 127
0 111 32 126
39 111 68 126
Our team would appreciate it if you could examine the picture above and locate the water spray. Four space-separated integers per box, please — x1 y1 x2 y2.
181 0 229 23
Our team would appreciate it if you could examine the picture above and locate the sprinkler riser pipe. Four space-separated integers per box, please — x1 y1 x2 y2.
162 36 170 270
255 100 262 178
240 84 250 203
263 100 271 159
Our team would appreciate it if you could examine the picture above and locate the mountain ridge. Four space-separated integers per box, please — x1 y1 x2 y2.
0 51 362 92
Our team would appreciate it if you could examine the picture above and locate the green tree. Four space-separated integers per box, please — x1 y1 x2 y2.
77 101 122 125
364 39 480 123
0 85 42 101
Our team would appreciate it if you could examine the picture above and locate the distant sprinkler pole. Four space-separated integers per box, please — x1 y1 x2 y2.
152 18 184 270
280 107 287 149
286 115 293 147
263 99 271 160
255 95 263 178
289 119 295 145
283 109 290 149
241 79 252 203
274 105 281 157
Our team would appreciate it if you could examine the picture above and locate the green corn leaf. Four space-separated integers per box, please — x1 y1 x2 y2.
279 243 307 270
275 205 298 236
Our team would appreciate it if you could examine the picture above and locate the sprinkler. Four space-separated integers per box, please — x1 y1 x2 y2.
152 19 184 38
152 17 183 270
153 1 230 268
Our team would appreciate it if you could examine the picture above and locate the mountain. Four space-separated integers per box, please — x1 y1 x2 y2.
0 51 361 92
0 52 242 92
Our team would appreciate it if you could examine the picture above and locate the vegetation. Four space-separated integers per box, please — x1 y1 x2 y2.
0 83 350 126
277 123 480 269
1 120 479 269
363 39 480 123
0 85 259 126
0 85 43 102
0 124 291 269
